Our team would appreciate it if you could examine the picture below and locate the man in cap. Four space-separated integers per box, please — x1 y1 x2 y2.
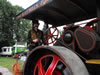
27 20 45 51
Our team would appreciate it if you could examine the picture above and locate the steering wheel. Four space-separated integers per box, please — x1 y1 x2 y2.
85 19 100 32
44 27 60 45
12 62 21 75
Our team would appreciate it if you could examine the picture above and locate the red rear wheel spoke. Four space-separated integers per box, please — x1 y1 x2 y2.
51 37 54 43
38 61 45 75
53 35 58 36
46 56 59 75
44 34 50 37
49 28 52 34
45 36 51 44
52 28 57 35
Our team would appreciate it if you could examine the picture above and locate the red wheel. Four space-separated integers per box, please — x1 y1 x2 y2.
12 62 21 75
44 27 60 44
33 54 72 75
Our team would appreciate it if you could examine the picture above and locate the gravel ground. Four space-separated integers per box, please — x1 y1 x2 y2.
0 66 12 75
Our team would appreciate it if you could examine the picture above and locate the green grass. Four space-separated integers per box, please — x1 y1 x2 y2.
0 57 24 72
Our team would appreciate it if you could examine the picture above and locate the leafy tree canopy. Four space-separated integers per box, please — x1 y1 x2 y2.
0 0 31 49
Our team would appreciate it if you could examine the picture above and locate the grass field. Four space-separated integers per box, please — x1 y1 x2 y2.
0 57 24 72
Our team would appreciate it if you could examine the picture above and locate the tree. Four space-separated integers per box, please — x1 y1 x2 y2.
13 5 32 42
0 0 16 46
0 0 31 50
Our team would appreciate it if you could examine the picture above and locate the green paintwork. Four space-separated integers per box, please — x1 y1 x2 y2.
12 47 27 55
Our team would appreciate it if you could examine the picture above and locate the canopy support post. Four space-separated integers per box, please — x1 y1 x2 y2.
96 0 100 34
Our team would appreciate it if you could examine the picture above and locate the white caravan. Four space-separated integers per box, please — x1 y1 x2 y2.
0 47 12 56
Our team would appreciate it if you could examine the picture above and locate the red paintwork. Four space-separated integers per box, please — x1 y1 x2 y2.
44 27 59 44
84 26 94 31
12 62 21 75
33 55 65 75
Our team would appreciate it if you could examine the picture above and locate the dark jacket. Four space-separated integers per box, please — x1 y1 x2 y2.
27 29 45 47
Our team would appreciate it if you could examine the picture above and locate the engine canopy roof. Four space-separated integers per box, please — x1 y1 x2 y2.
16 0 99 26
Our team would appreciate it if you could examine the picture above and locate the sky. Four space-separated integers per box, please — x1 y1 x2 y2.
7 0 38 9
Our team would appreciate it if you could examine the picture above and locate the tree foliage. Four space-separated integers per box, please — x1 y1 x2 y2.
0 0 31 49
13 5 32 42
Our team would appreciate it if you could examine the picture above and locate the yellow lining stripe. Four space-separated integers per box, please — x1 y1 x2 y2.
86 59 100 64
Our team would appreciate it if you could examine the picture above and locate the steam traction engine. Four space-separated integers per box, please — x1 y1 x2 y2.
15 0 100 75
